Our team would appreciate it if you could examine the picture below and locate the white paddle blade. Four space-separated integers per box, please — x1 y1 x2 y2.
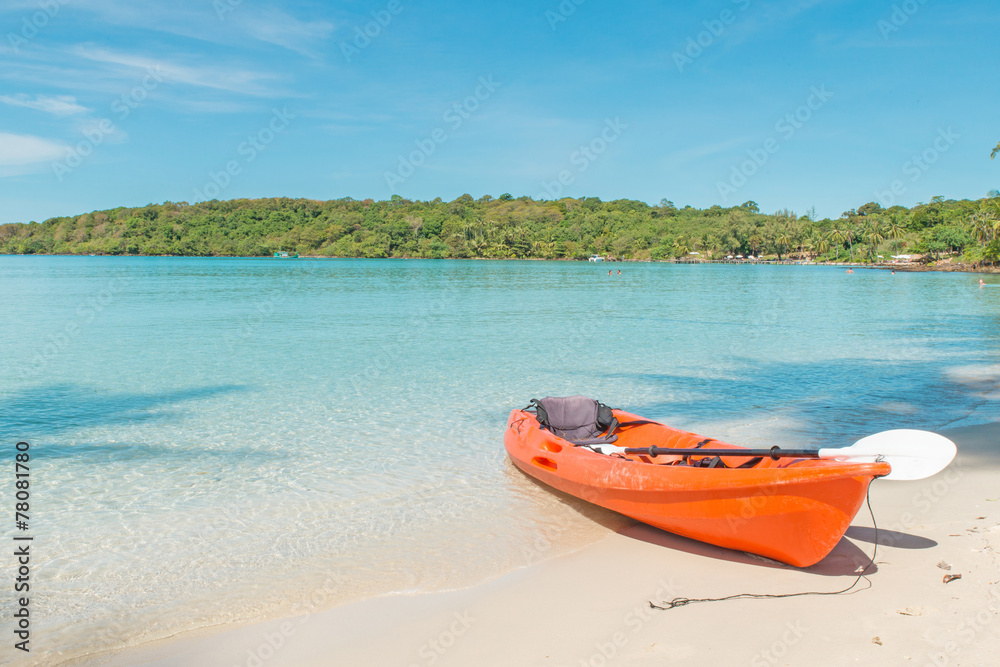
818 429 957 481
585 444 628 456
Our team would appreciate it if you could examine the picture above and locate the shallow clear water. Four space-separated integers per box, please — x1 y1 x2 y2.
2 257 999 663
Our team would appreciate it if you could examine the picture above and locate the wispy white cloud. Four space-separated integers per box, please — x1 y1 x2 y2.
171 99 260 114
323 123 377 136
0 51 135 95
320 110 396 135
0 132 67 168
74 118 128 144
0 93 90 116
723 0 835 46
832 35 944 49
10 0 338 57
0 0 62 11
234 9 336 57
73 45 284 97
664 137 753 166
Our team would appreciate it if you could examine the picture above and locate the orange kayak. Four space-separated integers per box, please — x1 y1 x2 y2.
504 408 890 567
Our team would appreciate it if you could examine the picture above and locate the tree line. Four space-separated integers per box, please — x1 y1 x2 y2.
2 193 999 265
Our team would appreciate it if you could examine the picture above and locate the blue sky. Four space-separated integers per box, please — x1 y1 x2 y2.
1 0 997 224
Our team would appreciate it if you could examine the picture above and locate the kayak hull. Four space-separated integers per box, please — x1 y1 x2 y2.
504 409 890 567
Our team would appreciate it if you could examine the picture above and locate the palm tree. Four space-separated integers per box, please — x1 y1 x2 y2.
992 141 1000 160
703 233 721 259
968 208 984 247
863 219 886 262
795 224 808 258
827 228 847 262
845 227 856 262
673 236 690 258
535 232 557 259
813 232 830 259
774 228 792 260
884 215 905 257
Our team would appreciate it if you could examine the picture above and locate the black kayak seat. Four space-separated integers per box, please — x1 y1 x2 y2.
527 396 620 446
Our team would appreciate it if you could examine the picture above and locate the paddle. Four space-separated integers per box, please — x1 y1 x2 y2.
586 429 957 481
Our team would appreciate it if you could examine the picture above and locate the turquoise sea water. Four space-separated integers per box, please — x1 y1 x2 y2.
2 256 999 664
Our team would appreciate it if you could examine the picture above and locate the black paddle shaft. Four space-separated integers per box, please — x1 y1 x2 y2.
622 446 822 460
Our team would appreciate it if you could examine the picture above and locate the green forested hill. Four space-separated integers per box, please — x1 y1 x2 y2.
2 194 999 264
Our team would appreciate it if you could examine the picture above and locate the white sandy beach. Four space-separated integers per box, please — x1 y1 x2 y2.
89 423 1000 667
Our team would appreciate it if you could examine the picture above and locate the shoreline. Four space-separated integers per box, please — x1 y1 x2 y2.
90 422 1000 667
4 252 999 275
